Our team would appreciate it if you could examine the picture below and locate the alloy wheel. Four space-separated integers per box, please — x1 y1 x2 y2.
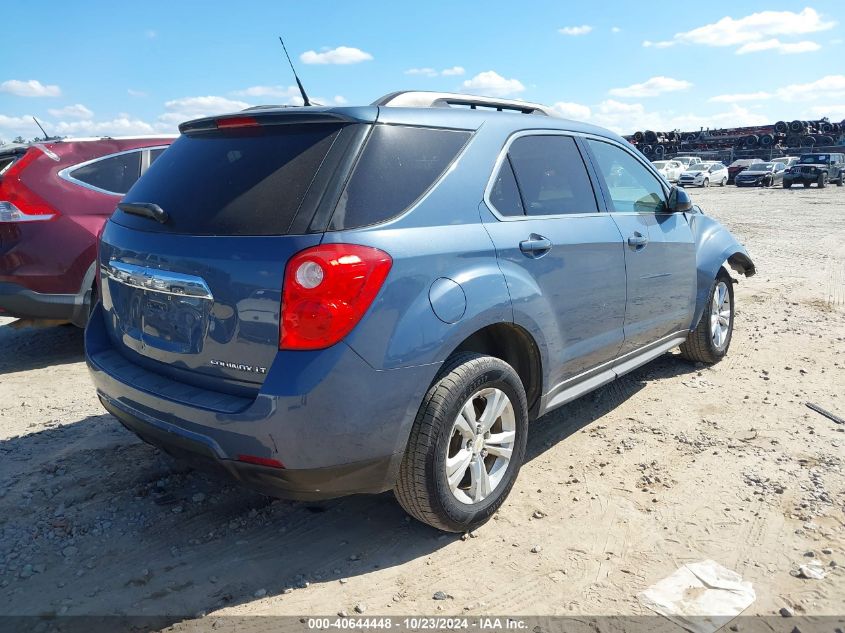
445 388 516 505
710 281 731 349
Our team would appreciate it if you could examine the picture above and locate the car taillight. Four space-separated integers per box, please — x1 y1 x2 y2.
0 150 59 223
280 244 392 350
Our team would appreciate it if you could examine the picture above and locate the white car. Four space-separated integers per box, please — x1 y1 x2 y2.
652 159 685 182
678 162 729 187
674 156 704 169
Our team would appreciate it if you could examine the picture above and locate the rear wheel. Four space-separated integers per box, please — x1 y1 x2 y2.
395 353 528 532
720 177 727 187
680 274 734 364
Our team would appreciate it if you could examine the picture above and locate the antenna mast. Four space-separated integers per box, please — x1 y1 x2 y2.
278 36 311 106
32 117 50 140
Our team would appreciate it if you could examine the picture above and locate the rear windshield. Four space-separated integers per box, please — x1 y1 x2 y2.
113 123 342 235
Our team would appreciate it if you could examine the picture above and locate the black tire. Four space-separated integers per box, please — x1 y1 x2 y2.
783 182 790 188
818 174 827 188
803 182 811 188
395 352 529 532
720 177 727 187
703 178 710 188
679 273 734 364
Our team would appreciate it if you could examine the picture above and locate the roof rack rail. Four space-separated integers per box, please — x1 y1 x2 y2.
372 91 558 117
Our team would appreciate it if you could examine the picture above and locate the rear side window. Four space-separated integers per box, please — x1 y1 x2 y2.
506 135 598 215
489 157 525 217
329 125 470 230
71 151 142 194
148 148 166 164
115 124 341 235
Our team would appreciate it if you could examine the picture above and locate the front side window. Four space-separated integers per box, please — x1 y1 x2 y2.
505 135 598 216
70 151 142 194
587 139 667 213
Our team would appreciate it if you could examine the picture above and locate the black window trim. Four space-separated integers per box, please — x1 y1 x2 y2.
578 134 673 216
483 130 605 221
58 146 170 196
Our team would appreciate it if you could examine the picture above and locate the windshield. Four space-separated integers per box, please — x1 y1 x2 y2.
752 163 775 171
800 154 829 164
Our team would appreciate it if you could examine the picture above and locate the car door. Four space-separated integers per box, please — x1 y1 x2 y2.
480 132 627 387
583 138 696 354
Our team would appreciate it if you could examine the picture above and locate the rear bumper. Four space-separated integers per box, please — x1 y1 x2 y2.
98 392 398 500
85 303 440 500
0 274 94 326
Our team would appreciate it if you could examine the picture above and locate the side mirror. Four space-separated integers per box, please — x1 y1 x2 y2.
668 186 692 213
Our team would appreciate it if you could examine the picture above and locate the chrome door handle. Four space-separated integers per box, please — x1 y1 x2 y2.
627 232 649 249
519 234 552 257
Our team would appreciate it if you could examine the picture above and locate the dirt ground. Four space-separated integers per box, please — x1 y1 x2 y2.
1 185 843 627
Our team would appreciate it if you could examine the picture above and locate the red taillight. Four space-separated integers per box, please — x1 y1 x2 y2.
216 116 259 129
280 244 393 350
0 150 59 223
237 454 285 469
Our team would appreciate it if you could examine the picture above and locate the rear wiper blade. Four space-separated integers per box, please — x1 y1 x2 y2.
117 202 168 224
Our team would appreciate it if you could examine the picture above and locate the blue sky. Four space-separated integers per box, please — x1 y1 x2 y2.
2 0 844 141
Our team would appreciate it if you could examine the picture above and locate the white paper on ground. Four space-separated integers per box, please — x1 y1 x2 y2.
637 560 756 633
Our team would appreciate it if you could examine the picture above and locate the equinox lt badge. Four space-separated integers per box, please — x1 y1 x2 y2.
209 359 267 375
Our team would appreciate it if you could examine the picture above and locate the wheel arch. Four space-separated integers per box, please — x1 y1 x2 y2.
689 214 756 331
447 323 544 420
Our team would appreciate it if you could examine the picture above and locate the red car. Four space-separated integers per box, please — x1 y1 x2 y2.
0 135 174 325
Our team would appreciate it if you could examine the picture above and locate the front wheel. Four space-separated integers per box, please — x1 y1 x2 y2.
395 353 529 532
703 178 710 188
818 174 827 188
680 274 734 364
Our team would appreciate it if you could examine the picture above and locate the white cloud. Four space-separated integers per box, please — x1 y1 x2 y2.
158 95 250 126
0 79 61 97
300 46 373 65
559 25 592 36
644 8 834 54
611 27 622 34
405 66 465 77
48 104 93 119
550 99 770 135
50 117 169 137
405 67 438 77
0 114 40 140
332 95 348 105
460 71 525 97
127 89 148 98
551 101 592 120
708 91 773 103
441 66 465 76
775 74 845 102
642 40 675 49
736 39 820 54
231 85 302 100
804 104 845 120
609 76 692 98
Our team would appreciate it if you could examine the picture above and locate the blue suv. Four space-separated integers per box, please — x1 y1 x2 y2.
86 91 755 532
